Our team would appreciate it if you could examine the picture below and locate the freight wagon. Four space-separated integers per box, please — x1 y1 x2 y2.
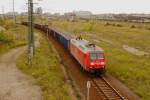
50 28 71 49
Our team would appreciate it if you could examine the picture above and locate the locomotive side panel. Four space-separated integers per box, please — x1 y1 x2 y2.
70 40 86 69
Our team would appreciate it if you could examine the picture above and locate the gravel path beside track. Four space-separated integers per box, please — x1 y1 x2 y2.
0 39 43 100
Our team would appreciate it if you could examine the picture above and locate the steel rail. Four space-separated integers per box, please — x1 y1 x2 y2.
101 77 125 100
92 77 126 100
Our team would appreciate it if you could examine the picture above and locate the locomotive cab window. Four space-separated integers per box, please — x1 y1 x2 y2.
90 53 104 61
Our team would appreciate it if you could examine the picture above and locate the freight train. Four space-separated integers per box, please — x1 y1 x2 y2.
22 22 106 74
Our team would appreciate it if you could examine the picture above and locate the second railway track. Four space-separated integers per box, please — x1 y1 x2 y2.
92 76 126 100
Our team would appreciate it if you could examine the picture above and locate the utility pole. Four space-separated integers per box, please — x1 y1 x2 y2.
13 0 16 23
27 0 42 65
28 0 35 65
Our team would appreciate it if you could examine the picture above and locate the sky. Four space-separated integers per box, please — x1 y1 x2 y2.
0 0 150 14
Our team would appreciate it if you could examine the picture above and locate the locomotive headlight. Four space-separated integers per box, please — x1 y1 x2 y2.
100 62 105 65
90 62 94 65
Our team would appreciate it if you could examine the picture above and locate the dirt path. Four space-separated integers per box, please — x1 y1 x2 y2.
0 46 43 100
123 45 149 56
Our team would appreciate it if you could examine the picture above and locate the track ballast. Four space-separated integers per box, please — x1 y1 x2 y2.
92 76 126 100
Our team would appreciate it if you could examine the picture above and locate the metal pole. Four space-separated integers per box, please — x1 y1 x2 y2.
30 0 35 56
28 0 34 65
28 0 31 65
13 0 16 23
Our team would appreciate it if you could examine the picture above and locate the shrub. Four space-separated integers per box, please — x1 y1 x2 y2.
146 27 150 30
116 24 122 27
131 25 136 28
0 32 10 43
105 22 111 26
3 20 16 29
0 19 5 26
85 22 94 32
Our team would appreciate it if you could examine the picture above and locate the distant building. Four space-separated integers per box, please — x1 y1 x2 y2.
93 13 150 22
5 12 18 16
64 11 92 20
0 14 3 18
20 12 28 16
5 12 18 18
64 12 74 16
73 11 92 18
64 12 76 21
35 7 43 15
53 13 60 17
95 14 115 20
43 12 52 17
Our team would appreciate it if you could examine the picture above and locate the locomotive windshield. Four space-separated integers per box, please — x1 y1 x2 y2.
90 53 104 61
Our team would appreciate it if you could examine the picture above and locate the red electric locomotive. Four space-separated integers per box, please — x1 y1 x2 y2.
70 38 106 74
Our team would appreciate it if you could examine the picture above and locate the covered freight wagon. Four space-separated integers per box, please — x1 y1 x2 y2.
51 28 71 49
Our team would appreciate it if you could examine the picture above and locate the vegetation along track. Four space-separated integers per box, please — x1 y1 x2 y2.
47 33 128 100
92 76 126 100
29 23 134 100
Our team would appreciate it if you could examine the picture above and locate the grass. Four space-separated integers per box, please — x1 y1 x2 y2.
0 19 27 55
50 20 150 52
17 33 71 100
48 19 150 100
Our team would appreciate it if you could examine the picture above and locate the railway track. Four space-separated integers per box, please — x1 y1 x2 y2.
21 22 139 100
92 76 126 100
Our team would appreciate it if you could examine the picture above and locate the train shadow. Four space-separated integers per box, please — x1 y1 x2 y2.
79 66 106 78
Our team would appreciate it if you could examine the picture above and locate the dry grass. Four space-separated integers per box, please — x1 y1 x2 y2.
48 20 150 100
17 33 71 100
0 19 27 55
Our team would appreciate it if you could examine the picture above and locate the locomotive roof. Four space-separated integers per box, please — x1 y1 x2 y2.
71 39 104 53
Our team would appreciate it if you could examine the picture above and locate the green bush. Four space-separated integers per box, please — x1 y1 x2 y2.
0 32 10 43
84 22 94 32
3 20 16 29
0 19 5 26
131 25 136 28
